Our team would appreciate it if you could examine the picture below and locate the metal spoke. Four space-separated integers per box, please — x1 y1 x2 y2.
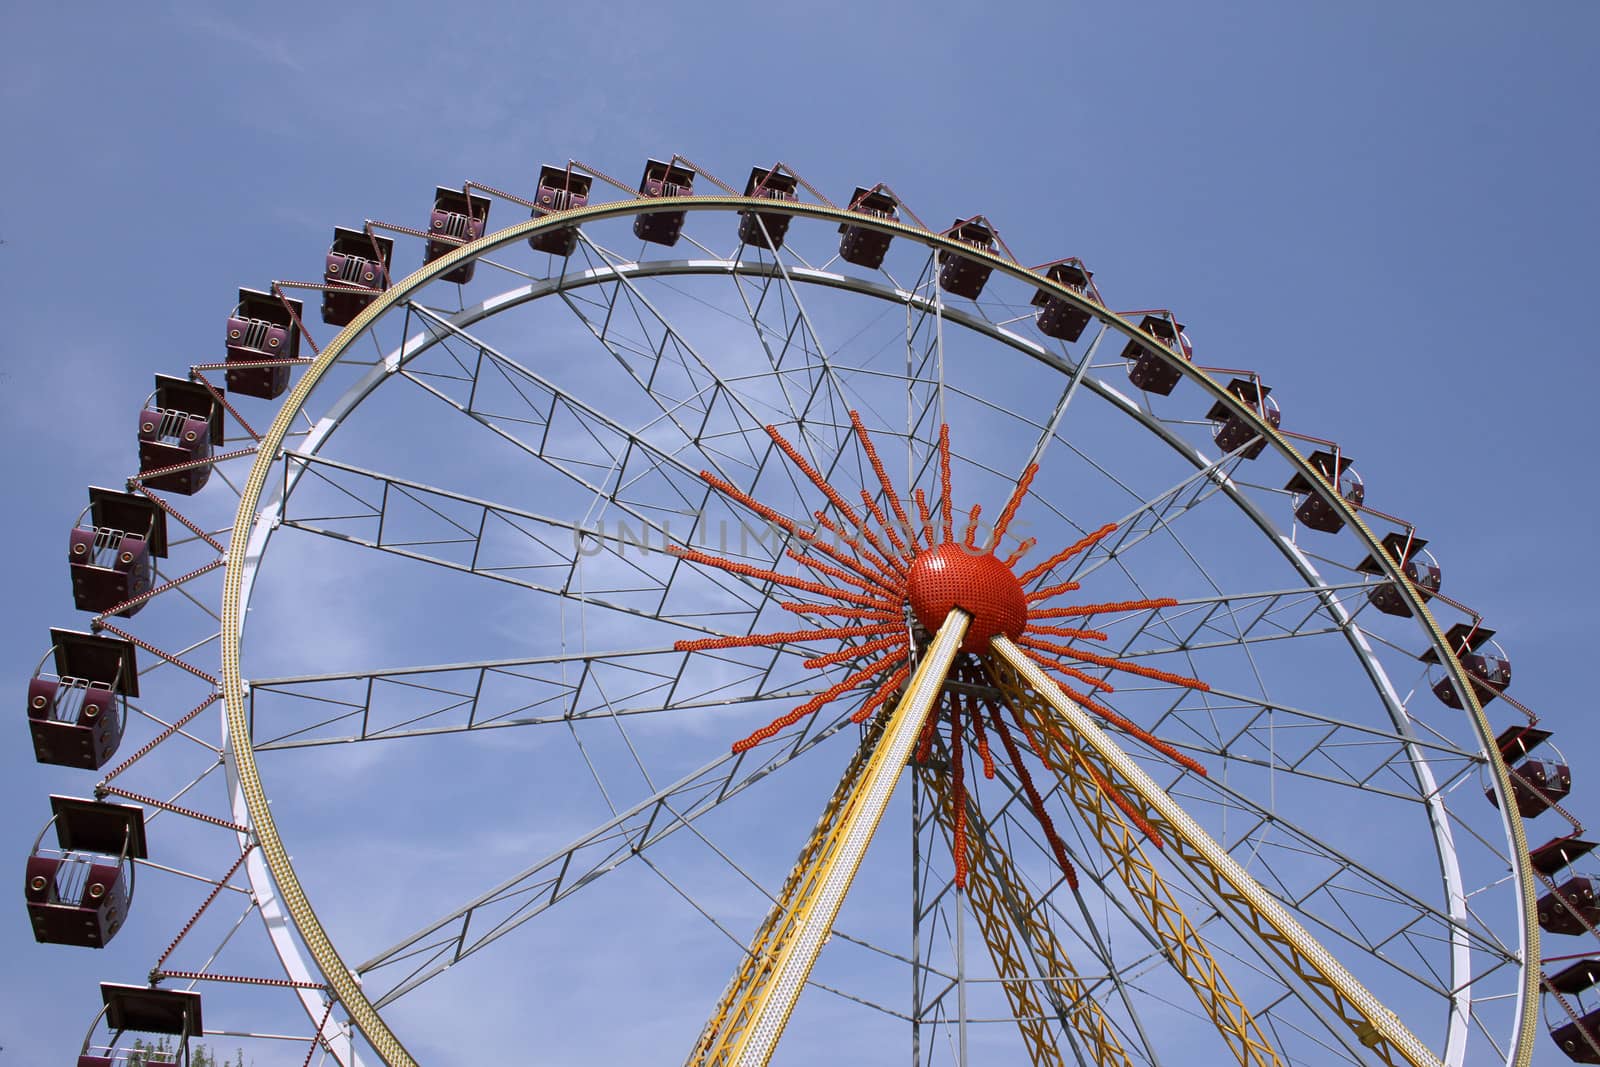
355 707 863 1006
1018 324 1111 477
274 450 756 632
247 645 820 749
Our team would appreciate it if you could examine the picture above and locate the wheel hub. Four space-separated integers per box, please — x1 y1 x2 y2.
906 543 1027 654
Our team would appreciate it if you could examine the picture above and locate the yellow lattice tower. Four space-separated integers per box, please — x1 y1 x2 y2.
919 759 1132 1067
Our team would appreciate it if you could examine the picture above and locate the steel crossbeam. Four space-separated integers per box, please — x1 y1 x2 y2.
276 451 735 628
247 647 822 750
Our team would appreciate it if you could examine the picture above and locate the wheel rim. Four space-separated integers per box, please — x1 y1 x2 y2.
114 190 1536 1064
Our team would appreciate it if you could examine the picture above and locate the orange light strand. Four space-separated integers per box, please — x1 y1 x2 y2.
1027 640 1210 692
1020 625 1110 643
769 424 906 564
990 703 1078 888
998 693 1050 761
675 623 900 653
1030 597 1178 620
849 410 921 554
851 663 911 725
779 601 901 621
966 686 995 779
765 424 870 532
803 635 907 670
1003 537 1037 568
915 712 939 764
1081 755 1166 847
1023 655 1117 694
859 489 912 568
668 546 896 610
731 649 909 753
697 469 906 593
962 504 983 550
810 511 904 588
1026 578 1082 603
783 547 900 599
915 489 934 549
697 470 799 532
991 463 1038 545
832 507 902 577
1020 654 1208 776
938 424 955 544
1017 523 1119 585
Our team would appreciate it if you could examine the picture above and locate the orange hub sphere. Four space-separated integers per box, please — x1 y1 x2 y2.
906 543 1028 654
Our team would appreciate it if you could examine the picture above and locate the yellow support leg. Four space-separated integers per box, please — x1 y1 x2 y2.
986 651 1282 1067
991 636 1444 1067
688 717 881 1063
692 609 970 1067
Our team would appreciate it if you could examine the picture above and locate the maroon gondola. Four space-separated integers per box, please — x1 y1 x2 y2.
1205 378 1281 460
1532 835 1599 877
1424 623 1512 709
1284 449 1364 534
1548 958 1600 1062
838 186 899 269
1032 259 1097 342
26 629 136 770
1357 532 1443 617
26 797 146 948
137 376 222 496
1122 313 1188 395
937 217 997 299
225 288 301 400
528 164 591 257
1481 723 1568 816
321 227 393 327
738 166 798 250
425 186 489 284
1497 724 1552 764
1541 875 1600 935
635 159 694 246
69 488 167 618
1488 758 1571 818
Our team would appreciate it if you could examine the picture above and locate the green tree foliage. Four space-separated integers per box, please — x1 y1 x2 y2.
125 1036 251 1066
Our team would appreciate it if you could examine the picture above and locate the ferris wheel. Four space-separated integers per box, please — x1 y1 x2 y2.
24 156 1600 1066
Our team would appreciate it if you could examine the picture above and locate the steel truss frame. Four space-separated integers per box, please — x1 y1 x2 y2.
198 198 1540 1066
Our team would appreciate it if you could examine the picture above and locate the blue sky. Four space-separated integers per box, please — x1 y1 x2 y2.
3 3 1598 1064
